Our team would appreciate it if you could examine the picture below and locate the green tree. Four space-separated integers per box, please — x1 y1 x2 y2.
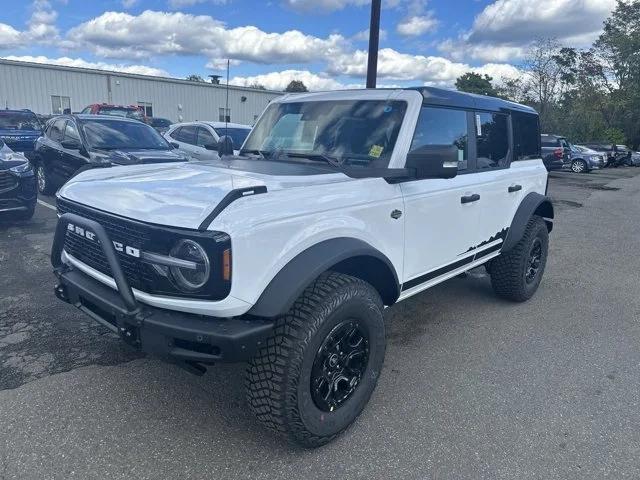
185 74 206 82
284 80 308 92
455 72 497 96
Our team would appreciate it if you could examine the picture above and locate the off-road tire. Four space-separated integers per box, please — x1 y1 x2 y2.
489 215 548 302
246 271 386 448
35 163 55 195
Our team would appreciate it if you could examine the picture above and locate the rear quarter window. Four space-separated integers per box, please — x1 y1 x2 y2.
513 112 541 160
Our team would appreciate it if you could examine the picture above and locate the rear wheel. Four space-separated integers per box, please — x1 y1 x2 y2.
35 164 55 195
489 216 549 302
246 272 386 448
571 159 587 173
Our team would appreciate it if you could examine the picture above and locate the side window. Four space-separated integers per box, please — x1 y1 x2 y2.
541 138 558 147
410 107 468 171
169 127 182 140
475 112 509 169
178 125 197 145
513 112 540 160
196 127 216 147
48 119 66 142
63 121 80 143
80 107 91 114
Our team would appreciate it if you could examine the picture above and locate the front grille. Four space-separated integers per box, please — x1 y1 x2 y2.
57 198 232 300
57 199 154 292
0 171 18 191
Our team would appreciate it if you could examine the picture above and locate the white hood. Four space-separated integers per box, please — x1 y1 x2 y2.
58 161 349 229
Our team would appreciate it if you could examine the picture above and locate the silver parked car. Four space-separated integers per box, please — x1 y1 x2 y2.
163 121 252 160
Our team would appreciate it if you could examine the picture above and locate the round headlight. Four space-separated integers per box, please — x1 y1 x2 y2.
169 240 211 292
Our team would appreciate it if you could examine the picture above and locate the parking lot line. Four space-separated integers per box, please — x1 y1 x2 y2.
37 199 57 211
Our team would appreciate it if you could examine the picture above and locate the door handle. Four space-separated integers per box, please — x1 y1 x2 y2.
508 184 522 193
460 193 480 204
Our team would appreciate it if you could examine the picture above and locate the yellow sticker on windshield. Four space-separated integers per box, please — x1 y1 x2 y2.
369 145 384 158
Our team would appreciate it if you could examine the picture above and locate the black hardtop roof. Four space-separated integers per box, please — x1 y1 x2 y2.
409 86 537 115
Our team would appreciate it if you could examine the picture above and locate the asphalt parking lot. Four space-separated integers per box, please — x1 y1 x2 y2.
2 168 640 479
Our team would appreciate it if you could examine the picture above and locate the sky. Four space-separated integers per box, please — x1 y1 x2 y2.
0 0 618 91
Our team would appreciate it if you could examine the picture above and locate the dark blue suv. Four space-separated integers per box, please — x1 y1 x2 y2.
0 109 43 160
0 138 37 220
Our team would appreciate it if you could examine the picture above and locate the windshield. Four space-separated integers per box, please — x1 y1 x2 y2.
98 107 144 120
0 112 41 131
213 127 251 149
242 100 407 167
81 119 169 150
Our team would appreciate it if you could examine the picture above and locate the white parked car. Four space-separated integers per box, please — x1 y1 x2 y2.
52 87 553 448
164 121 252 160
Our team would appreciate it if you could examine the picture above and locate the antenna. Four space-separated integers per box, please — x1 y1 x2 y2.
225 59 230 138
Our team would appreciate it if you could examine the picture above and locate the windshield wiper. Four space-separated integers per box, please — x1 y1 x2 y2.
240 149 268 159
284 152 343 168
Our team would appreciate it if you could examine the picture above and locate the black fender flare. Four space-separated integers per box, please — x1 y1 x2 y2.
248 238 400 318
502 192 554 252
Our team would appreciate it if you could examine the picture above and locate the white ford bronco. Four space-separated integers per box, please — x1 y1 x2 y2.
51 87 553 447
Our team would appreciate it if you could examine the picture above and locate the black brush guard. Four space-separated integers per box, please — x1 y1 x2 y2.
51 213 274 371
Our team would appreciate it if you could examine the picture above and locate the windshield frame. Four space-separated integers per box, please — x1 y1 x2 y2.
79 118 171 151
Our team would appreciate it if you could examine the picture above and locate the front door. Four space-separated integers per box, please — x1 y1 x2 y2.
400 106 486 292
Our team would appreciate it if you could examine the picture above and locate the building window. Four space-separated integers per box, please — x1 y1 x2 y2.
138 102 153 117
218 108 231 122
51 95 71 115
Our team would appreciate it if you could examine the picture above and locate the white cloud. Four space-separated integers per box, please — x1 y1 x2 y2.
328 47 522 86
231 70 344 91
442 0 616 63
27 0 59 42
396 14 438 36
0 23 23 49
2 55 169 77
66 10 346 64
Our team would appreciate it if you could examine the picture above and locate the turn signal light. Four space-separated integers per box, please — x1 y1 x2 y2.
223 248 232 281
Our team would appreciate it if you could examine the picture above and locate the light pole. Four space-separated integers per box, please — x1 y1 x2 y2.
366 0 381 89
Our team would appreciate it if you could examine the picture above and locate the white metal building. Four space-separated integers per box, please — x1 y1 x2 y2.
0 59 281 125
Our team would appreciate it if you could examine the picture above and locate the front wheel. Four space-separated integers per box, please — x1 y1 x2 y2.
489 216 549 302
35 164 55 195
571 159 587 173
246 272 386 448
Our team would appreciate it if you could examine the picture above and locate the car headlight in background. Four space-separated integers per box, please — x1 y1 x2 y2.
168 239 211 292
9 160 33 174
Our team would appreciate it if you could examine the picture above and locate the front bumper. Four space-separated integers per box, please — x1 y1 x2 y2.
52 213 274 365
0 171 36 213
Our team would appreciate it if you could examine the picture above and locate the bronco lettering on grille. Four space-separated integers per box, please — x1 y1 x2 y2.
67 222 141 258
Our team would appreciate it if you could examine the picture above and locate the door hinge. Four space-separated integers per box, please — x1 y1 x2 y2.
391 209 402 219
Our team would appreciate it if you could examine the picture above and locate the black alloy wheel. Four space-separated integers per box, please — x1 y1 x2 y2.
310 320 370 412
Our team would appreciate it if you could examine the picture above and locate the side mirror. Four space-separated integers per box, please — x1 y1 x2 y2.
405 144 459 179
61 140 81 150
204 143 218 151
217 135 235 156
170 142 180 149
